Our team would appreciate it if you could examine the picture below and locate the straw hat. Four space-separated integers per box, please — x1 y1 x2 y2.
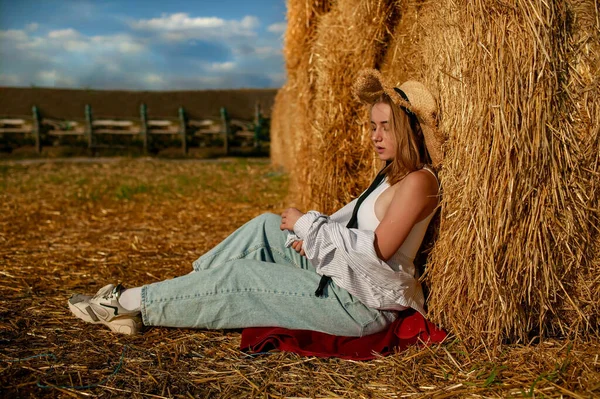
352 69 443 167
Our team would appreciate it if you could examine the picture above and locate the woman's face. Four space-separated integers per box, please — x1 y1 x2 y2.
370 102 397 161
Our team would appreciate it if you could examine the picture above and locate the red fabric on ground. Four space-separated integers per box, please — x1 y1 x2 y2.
240 310 446 360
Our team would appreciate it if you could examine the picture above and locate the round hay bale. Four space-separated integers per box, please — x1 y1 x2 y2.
270 0 332 206
421 0 600 344
307 0 399 213
270 0 600 345
270 84 293 170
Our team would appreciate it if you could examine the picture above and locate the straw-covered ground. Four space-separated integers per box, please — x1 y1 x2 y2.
1 158 598 398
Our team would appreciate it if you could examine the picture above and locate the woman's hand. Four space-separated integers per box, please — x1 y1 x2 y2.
280 207 304 232
291 240 305 256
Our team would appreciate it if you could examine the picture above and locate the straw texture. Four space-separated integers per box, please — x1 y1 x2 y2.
2 158 599 397
270 0 332 206
422 0 600 344
271 0 599 345
307 0 400 213
560 0 600 337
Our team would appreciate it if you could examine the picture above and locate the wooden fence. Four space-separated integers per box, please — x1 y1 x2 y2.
0 102 268 155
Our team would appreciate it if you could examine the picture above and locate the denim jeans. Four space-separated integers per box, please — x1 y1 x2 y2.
141 213 396 336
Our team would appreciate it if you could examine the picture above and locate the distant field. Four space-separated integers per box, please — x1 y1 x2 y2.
0 158 597 398
0 158 288 281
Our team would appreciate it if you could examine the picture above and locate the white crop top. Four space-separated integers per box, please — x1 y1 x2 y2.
356 167 439 266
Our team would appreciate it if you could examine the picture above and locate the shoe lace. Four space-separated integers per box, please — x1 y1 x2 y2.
93 284 123 301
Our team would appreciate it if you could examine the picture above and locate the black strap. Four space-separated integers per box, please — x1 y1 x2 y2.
315 163 389 297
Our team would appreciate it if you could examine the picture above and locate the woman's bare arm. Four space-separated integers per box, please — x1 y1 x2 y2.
373 170 439 261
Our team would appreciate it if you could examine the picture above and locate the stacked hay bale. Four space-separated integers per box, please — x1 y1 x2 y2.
272 0 402 212
379 1 425 86
422 0 600 344
560 0 600 336
270 0 331 206
271 0 599 345
270 86 293 170
308 0 400 212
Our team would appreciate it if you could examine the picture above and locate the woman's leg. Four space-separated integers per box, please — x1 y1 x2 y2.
192 213 310 271
142 259 396 337
70 212 396 336
68 213 313 333
108 213 300 313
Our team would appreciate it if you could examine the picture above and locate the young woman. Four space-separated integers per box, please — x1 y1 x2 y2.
68 69 443 336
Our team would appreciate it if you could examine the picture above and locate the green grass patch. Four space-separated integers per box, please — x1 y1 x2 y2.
48 174 67 184
115 183 150 200
0 158 287 207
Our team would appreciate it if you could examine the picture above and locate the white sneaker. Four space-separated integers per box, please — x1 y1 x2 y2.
68 284 142 335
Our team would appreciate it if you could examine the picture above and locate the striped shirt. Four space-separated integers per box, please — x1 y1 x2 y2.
286 187 429 315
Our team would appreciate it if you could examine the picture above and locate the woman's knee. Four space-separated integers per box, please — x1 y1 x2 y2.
254 212 281 228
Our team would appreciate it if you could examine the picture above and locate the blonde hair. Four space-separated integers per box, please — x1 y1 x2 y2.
374 94 431 185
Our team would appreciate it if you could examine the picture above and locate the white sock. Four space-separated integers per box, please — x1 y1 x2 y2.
118 287 142 311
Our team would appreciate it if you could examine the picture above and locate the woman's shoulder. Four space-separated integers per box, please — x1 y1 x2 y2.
393 167 439 196
382 167 439 225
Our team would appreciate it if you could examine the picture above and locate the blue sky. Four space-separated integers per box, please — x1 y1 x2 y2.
0 0 287 90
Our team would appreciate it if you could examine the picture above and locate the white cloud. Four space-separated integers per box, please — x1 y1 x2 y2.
48 28 79 39
1 29 49 62
0 29 29 42
268 72 286 86
37 70 75 86
0 26 148 89
64 40 91 52
90 34 145 54
130 13 260 41
267 22 286 34
163 32 185 41
0 73 22 86
132 13 224 31
38 70 59 81
255 46 281 58
25 23 39 32
0 14 284 90
118 41 144 54
2 28 144 55
208 61 236 72
240 16 259 30
144 73 164 85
